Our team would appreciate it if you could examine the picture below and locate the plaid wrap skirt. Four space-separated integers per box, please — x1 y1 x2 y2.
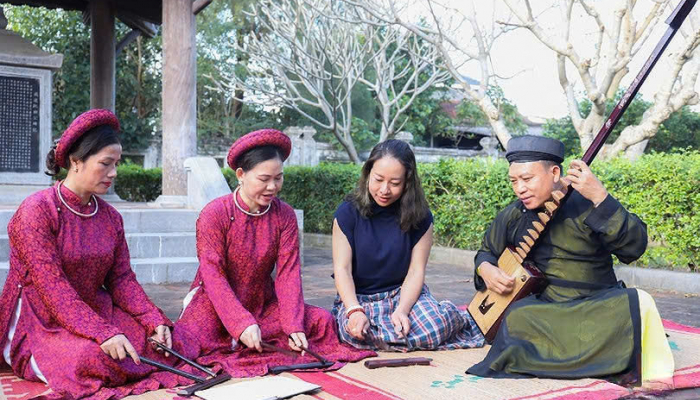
332 285 485 352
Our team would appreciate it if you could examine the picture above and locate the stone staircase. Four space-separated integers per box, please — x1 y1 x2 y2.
0 207 200 289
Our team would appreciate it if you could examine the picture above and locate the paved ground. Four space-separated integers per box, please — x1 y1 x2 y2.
144 246 700 327
142 245 700 400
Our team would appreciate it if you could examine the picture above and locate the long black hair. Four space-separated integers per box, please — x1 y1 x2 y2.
45 125 120 176
348 139 429 232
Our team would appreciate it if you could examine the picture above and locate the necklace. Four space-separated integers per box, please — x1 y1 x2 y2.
233 186 271 217
56 181 98 218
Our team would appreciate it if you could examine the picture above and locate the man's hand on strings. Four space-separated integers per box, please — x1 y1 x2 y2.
563 160 608 206
479 262 515 295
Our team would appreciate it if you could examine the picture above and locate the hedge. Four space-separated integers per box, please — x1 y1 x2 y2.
273 153 700 271
222 164 361 233
69 153 699 270
54 163 161 202
112 164 162 202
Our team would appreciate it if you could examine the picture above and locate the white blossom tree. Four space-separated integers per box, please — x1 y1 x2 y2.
356 22 451 141
217 0 376 163
220 0 452 162
342 0 520 148
501 0 700 159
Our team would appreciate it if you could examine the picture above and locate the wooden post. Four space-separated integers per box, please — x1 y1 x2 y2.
158 0 197 203
89 0 122 201
90 0 115 111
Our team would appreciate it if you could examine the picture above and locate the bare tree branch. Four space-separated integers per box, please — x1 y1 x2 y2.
344 0 518 147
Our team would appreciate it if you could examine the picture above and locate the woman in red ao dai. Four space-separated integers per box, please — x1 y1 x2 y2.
172 129 374 377
0 109 182 400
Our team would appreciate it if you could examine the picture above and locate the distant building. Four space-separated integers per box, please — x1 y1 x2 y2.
435 81 545 151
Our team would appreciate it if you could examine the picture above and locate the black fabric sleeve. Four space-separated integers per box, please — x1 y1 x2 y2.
410 209 434 248
584 194 648 264
333 201 356 247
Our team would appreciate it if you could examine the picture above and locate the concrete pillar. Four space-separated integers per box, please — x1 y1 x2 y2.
154 0 197 207
395 131 414 147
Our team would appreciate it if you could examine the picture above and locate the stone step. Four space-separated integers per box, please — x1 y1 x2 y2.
0 234 7 263
0 256 199 290
126 232 197 259
0 208 200 236
0 232 197 262
120 209 199 234
0 262 8 290
131 257 199 285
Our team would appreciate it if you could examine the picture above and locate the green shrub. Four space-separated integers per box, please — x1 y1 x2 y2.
419 158 513 249
593 151 700 270
274 153 700 271
277 163 361 233
52 153 698 270
53 162 161 202
113 164 162 202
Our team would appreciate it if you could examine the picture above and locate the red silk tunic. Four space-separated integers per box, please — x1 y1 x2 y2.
173 193 374 377
0 183 185 400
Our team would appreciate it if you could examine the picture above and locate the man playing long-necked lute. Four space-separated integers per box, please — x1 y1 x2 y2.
467 135 674 390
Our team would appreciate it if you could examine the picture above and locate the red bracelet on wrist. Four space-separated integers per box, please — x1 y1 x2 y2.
346 307 366 318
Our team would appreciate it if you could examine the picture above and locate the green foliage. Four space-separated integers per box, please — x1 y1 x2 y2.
52 162 161 202
592 151 700 270
457 86 527 136
542 116 582 157
648 106 700 153
543 89 700 155
271 154 699 271
49 153 699 269
278 164 361 233
401 82 454 147
418 158 514 248
113 164 162 202
4 5 162 150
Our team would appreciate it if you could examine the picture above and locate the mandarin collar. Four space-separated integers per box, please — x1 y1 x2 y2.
234 190 252 212
370 199 400 216
56 181 97 211
234 189 273 215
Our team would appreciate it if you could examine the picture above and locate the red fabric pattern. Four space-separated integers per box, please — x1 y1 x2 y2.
55 109 120 168
226 129 291 170
0 183 187 400
172 193 375 377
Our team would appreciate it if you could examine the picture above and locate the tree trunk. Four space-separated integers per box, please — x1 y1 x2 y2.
336 129 361 164
233 27 247 119
578 110 606 152
623 139 648 161
479 96 512 148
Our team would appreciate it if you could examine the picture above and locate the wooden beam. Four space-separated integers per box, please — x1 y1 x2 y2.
116 29 141 56
193 0 213 15
90 0 116 111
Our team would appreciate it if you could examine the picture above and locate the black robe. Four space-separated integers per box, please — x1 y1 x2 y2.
468 191 648 384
